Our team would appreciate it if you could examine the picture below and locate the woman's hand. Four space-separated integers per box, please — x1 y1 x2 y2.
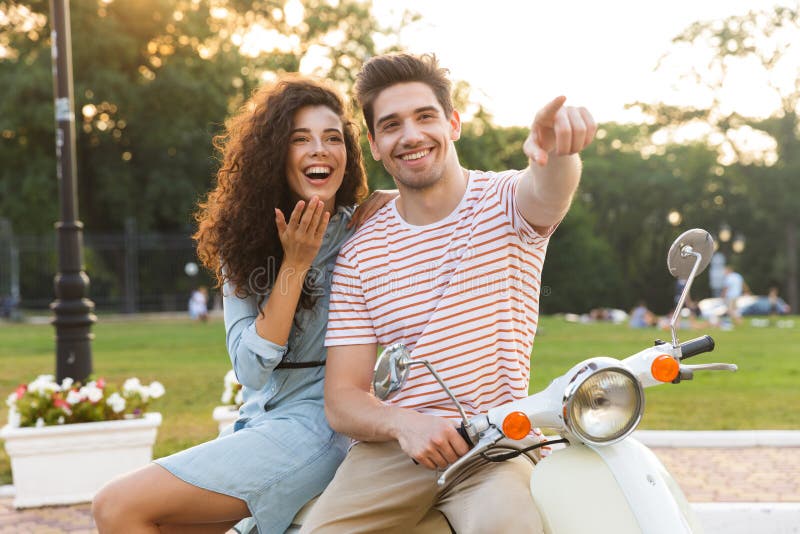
348 189 399 229
275 196 330 270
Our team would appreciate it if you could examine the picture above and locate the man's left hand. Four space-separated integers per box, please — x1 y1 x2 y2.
348 189 400 229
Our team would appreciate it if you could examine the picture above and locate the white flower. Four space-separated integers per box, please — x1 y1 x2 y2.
81 385 104 403
66 390 83 405
221 390 233 404
123 378 142 394
123 377 150 401
57 416 65 425
35 417 45 428
60 377 74 390
234 389 243 406
106 392 126 413
29 375 59 395
224 370 239 387
148 381 165 399
5 392 16 408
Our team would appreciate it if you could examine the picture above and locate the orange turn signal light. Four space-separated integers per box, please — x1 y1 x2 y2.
651 354 680 382
502 411 532 440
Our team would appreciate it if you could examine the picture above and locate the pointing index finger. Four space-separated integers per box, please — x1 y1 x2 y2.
534 95 567 126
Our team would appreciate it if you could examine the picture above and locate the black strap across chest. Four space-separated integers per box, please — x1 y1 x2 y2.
274 360 325 369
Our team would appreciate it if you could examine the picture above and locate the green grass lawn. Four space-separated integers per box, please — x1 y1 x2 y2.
530 317 800 431
1 315 798 485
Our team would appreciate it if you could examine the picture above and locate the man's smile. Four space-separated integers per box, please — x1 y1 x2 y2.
398 148 432 162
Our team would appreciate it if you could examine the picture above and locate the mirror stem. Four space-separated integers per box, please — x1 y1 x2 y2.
405 361 474 434
670 246 702 348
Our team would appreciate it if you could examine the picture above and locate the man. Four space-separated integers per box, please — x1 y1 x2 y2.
301 53 596 533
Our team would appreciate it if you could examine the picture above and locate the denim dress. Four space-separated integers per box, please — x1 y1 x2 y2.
156 207 354 533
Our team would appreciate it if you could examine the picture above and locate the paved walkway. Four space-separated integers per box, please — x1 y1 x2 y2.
1 446 799 532
655 447 800 503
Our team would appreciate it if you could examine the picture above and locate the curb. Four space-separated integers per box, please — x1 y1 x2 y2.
693 503 800 534
634 430 800 448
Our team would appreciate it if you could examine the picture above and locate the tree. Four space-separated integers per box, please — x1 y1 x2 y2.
573 122 739 312
631 5 800 311
0 0 404 233
0 0 405 309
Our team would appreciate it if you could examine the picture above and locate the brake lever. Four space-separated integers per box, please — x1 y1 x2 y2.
676 362 738 381
437 428 503 487
683 363 738 372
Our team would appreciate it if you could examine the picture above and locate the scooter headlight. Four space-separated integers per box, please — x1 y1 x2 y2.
563 361 644 445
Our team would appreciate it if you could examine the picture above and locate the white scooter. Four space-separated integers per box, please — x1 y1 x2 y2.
288 228 736 533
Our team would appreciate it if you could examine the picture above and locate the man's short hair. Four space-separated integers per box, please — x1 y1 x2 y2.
354 53 453 137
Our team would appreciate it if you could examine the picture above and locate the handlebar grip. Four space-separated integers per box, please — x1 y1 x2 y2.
457 423 474 448
411 424 474 465
679 335 715 360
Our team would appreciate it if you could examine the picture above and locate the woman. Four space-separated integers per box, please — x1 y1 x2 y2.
93 75 394 533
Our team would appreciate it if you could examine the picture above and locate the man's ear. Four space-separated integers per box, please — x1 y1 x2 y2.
449 110 462 142
367 132 382 161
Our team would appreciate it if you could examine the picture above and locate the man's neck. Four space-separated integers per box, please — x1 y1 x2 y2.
395 166 469 226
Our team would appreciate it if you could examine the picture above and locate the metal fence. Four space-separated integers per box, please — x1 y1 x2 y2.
0 218 215 314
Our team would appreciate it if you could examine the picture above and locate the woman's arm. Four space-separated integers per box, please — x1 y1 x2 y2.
224 287 286 390
224 198 329 389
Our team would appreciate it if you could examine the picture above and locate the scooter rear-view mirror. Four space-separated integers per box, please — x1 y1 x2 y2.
666 228 715 347
667 228 714 280
372 344 412 401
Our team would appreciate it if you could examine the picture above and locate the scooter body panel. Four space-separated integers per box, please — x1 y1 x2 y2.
531 439 703 534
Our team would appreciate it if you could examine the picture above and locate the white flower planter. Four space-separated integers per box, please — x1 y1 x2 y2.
212 405 239 433
0 412 161 509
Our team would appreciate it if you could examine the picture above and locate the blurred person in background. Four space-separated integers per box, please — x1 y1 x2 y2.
188 286 209 322
721 266 748 326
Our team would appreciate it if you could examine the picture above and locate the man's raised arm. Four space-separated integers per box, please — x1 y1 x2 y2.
324 344 470 470
515 96 597 234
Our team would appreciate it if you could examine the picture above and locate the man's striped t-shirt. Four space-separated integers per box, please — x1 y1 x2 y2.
325 169 553 421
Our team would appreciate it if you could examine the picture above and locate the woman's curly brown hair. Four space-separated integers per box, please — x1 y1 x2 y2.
194 75 368 312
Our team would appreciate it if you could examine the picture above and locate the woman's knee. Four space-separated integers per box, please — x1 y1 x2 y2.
92 478 131 530
92 468 158 530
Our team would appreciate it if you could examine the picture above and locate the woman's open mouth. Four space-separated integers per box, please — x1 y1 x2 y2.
304 165 333 183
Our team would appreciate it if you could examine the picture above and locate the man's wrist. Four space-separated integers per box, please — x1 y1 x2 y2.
384 406 413 441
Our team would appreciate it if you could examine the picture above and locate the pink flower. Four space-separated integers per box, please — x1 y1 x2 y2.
53 396 73 415
96 378 106 389
15 385 27 399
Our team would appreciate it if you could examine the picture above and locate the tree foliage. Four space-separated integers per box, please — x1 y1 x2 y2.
2 2 795 315
0 0 401 233
629 4 800 311
0 0 406 309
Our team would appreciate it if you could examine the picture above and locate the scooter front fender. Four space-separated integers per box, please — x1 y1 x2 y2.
530 439 703 534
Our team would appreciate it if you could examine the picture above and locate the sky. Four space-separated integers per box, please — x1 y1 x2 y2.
371 0 794 127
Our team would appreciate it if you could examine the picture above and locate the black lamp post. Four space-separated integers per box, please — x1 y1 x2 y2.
49 0 96 383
